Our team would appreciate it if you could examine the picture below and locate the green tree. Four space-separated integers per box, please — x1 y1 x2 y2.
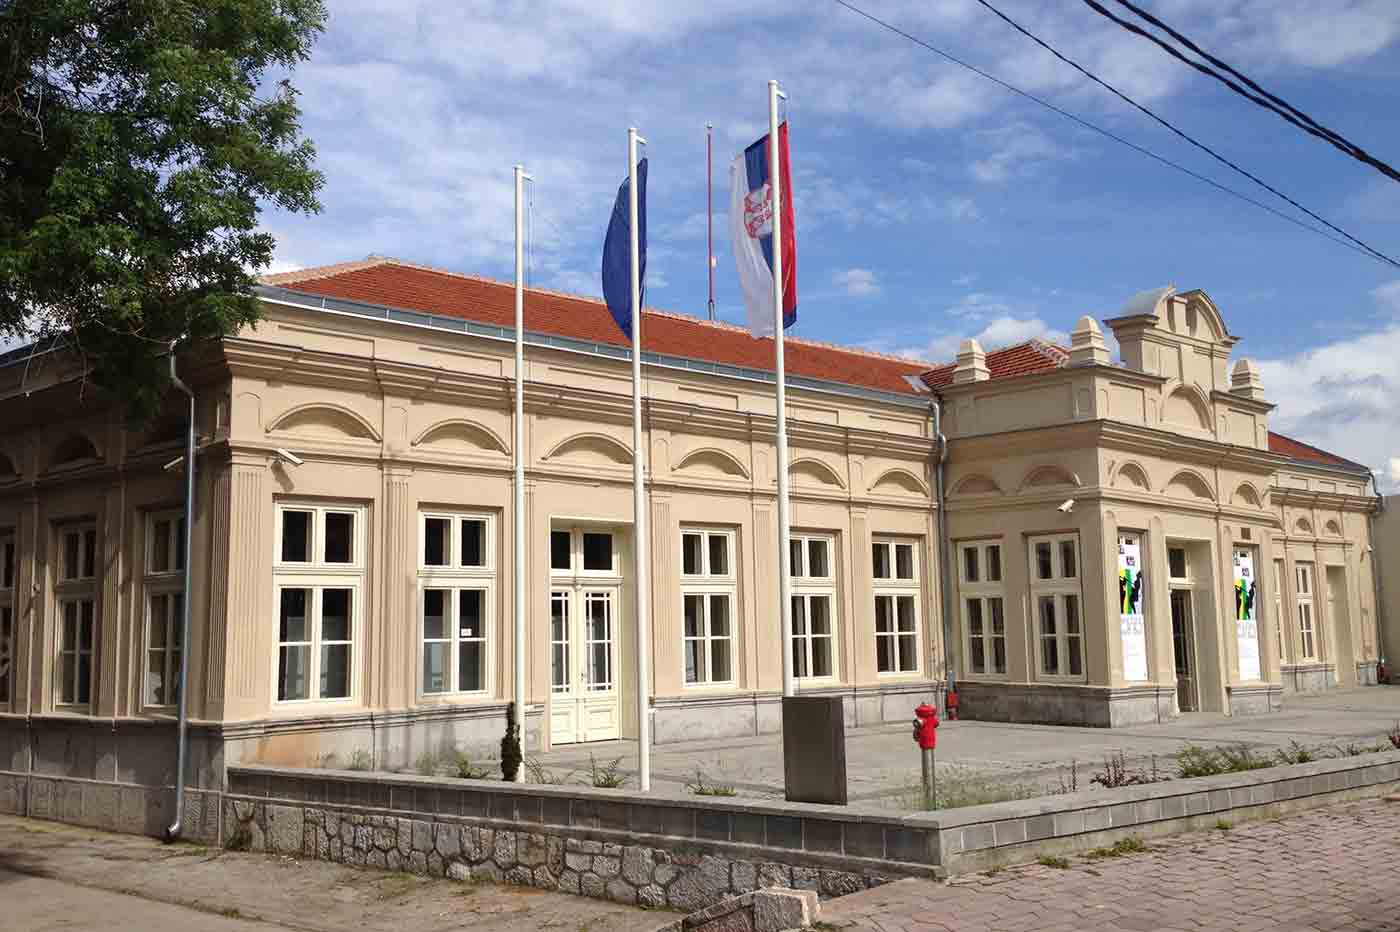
0 0 326 415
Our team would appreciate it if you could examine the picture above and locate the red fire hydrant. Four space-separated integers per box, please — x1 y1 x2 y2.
945 689 960 721
913 703 939 808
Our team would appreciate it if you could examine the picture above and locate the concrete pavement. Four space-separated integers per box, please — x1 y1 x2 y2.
822 797 1400 932
0 815 667 932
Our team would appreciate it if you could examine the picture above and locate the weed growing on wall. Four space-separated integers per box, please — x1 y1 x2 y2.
500 702 522 782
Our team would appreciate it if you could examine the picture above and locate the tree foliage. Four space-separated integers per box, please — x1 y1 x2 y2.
0 0 326 415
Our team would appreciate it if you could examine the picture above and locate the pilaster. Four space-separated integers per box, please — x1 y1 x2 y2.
379 465 415 710
848 506 874 685
221 455 270 721
95 479 126 717
202 462 233 719
648 492 675 692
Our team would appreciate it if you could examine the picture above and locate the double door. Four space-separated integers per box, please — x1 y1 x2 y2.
549 585 620 745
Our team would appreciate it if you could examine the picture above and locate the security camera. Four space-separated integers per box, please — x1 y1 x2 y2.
162 455 184 472
274 448 304 467
1057 499 1075 514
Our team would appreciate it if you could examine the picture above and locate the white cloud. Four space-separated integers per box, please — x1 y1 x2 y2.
969 123 1073 184
1256 281 1400 487
833 267 880 297
896 312 1068 363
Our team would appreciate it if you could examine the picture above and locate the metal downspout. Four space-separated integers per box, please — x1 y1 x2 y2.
931 399 956 700
1366 470 1388 678
164 342 196 841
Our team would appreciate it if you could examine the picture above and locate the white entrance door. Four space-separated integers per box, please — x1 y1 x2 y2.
550 586 621 744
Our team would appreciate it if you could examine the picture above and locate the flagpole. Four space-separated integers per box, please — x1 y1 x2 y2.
769 80 795 699
706 122 715 322
628 127 653 792
513 163 531 780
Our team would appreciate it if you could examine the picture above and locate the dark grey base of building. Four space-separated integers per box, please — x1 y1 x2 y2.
1280 663 1338 694
1227 683 1284 716
953 682 1177 728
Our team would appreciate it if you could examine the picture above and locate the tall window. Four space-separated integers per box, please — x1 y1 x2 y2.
959 540 1005 676
1030 533 1083 679
0 530 14 707
55 523 99 708
873 538 920 674
680 528 735 686
1273 559 1286 663
419 512 493 696
144 511 185 708
789 534 837 680
274 504 363 703
1295 562 1317 661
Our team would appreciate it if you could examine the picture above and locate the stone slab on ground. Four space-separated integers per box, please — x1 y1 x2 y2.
0 814 670 932
822 797 1400 931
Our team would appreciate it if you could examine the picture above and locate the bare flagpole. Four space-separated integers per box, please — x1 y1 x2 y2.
513 163 532 780
707 122 715 322
769 80 795 699
628 127 653 792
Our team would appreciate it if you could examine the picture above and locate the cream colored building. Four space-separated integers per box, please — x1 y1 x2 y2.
0 260 1384 784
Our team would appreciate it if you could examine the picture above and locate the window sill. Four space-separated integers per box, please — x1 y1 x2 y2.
681 681 739 691
876 670 924 679
417 692 495 705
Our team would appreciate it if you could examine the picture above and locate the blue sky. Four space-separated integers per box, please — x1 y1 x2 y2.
260 0 1400 487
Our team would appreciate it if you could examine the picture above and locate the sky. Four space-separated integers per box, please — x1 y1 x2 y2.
258 0 1400 489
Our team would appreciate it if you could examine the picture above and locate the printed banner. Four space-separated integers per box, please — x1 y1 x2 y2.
1234 548 1261 681
1118 534 1149 682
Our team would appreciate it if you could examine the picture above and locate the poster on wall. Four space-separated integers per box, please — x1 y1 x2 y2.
1234 548 1261 681
1118 534 1149 682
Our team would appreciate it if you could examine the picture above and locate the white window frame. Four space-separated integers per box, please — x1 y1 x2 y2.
142 510 185 711
1273 559 1287 664
789 533 838 682
272 503 365 705
1295 561 1318 661
958 540 1006 677
873 538 921 676
1029 533 1085 681
680 527 737 687
0 530 14 709
550 527 620 578
418 511 495 698
54 522 99 710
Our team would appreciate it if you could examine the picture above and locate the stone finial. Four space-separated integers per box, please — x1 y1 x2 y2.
953 338 990 384
1068 315 1110 366
1230 358 1266 401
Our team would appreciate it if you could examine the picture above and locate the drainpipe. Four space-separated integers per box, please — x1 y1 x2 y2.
1366 470 1388 682
931 399 957 706
164 340 196 842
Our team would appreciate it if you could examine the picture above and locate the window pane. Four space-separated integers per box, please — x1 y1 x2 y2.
792 628 808 678
62 600 77 651
896 544 914 580
458 641 483 692
76 652 91 705
709 595 730 637
969 636 985 675
175 518 186 571
990 598 1005 635
588 595 610 643
281 510 311 563
1039 595 1057 635
321 589 352 643
874 543 891 580
1 539 12 588
682 534 703 575
321 643 350 698
152 520 171 573
583 533 612 571
789 539 803 577
1064 595 1081 634
1060 540 1077 579
708 534 729 577
64 532 80 580
83 529 97 578
324 512 354 564
279 588 308 642
807 539 829 578
422 589 447 640
987 545 1002 582
1169 548 1187 579
710 637 732 683
424 518 450 566
458 590 483 641
590 643 610 689
149 595 168 649
59 652 76 704
966 598 984 636
146 647 167 706
683 594 702 638
684 639 702 684
877 636 894 674
897 596 916 633
423 643 448 693
809 597 831 635
550 593 569 690
551 531 571 570
963 547 979 583
812 635 832 678
1035 542 1053 580
897 634 916 672
79 601 95 649
460 519 485 567
875 595 893 634
278 646 308 700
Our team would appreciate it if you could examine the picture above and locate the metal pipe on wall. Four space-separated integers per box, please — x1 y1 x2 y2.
164 341 196 841
931 399 956 701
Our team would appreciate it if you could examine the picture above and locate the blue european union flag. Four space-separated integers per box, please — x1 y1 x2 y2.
601 158 647 339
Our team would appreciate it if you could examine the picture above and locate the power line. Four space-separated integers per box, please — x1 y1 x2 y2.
965 0 1400 269
1091 0 1400 186
829 0 1400 270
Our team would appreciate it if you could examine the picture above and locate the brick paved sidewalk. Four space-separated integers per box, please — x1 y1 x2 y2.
822 797 1400 932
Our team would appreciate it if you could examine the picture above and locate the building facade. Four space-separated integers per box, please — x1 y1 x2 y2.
0 260 1384 798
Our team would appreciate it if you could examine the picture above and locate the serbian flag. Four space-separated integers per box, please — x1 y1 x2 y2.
601 158 648 339
729 123 796 337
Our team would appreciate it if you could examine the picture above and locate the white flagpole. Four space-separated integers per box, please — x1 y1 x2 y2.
628 127 653 792
513 163 531 780
769 80 794 699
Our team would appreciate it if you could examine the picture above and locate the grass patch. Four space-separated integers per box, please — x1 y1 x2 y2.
1175 743 1272 778
1084 836 1149 860
909 764 1039 811
686 769 737 797
1213 819 1233 831
220 907 244 920
1037 855 1071 870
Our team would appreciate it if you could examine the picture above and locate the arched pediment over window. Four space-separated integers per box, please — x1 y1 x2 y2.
675 447 750 480
543 432 633 466
49 432 100 470
1163 386 1211 431
267 403 380 442
1294 516 1314 536
1019 464 1079 492
953 473 1002 496
789 457 845 490
1232 483 1262 508
1324 518 1343 536
1113 462 1151 492
869 467 928 497
1165 470 1214 501
412 418 508 455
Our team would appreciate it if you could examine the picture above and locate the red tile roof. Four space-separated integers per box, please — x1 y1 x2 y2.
263 258 936 396
921 341 1068 389
1268 431 1367 472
